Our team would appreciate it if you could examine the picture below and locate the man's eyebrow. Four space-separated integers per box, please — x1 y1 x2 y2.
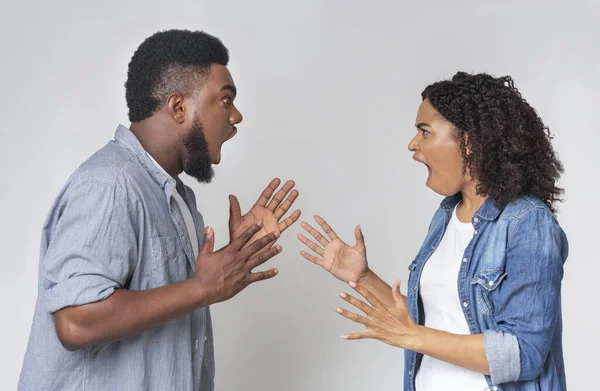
221 84 237 96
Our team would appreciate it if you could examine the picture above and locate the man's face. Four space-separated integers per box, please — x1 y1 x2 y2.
190 64 243 165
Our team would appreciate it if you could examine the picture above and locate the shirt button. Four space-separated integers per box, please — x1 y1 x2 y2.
473 217 479 223
492 387 499 391
463 301 469 308
462 257 468 263
488 281 494 286
408 371 413 376
204 335 208 342
474 230 478 235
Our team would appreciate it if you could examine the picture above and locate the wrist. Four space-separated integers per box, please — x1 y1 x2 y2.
357 268 374 286
403 325 429 352
184 278 218 308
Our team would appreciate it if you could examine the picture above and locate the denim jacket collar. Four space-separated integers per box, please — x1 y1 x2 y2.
440 193 507 222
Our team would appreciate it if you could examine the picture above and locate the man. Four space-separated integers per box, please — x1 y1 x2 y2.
18 29 300 391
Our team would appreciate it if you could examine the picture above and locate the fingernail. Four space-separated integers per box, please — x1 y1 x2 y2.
340 335 348 339
205 227 210 234
277 246 283 252
274 232 280 238
339 292 347 298
336 307 343 313
349 281 357 288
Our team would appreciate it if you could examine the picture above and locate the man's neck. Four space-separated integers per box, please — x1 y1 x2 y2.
130 118 183 178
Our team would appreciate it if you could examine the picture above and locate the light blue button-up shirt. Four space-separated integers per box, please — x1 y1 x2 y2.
19 125 215 391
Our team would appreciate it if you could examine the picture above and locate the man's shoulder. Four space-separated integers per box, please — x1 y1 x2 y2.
61 140 151 199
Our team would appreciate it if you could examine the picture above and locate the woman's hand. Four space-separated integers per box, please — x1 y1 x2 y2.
297 215 369 284
336 280 419 348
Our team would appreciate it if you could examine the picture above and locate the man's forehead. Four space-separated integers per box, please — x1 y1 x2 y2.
207 64 235 86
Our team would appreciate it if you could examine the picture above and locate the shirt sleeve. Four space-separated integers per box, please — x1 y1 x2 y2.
484 207 567 384
43 180 138 313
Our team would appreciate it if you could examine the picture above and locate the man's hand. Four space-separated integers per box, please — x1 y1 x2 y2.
228 178 301 255
193 224 283 303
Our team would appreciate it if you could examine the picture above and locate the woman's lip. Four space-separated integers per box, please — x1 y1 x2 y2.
412 155 429 167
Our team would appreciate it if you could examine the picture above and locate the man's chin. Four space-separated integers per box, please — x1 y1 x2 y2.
183 164 215 184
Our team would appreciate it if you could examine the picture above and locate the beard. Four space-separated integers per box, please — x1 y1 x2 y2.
183 117 214 183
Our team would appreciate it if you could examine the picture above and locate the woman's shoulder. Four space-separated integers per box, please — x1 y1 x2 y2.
501 195 557 221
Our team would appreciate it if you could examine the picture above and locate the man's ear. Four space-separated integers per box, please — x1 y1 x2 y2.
165 93 187 124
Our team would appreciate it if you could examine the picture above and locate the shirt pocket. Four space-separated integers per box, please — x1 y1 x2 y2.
151 236 189 286
470 268 507 316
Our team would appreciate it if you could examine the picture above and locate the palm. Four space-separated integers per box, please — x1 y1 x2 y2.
229 178 301 253
298 216 369 284
322 239 368 283
232 205 282 245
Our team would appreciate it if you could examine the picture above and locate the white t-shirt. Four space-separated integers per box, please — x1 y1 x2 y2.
146 153 199 258
415 205 490 391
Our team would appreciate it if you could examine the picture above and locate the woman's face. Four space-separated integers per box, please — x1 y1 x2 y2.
408 99 470 196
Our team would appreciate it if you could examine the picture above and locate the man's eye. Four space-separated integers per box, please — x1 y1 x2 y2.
222 97 231 106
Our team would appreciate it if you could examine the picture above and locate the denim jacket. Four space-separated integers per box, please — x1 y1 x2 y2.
404 194 568 391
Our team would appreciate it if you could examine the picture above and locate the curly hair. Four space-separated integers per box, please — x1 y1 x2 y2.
421 72 564 212
125 29 229 122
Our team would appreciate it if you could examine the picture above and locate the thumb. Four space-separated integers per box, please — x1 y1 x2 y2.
228 195 242 232
355 225 366 253
200 226 215 256
392 280 406 306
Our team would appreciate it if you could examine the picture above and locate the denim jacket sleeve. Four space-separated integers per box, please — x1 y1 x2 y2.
483 207 567 384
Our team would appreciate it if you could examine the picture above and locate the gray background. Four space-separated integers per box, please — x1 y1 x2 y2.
1 0 598 389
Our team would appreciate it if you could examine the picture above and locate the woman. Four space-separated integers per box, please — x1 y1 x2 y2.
297 72 568 391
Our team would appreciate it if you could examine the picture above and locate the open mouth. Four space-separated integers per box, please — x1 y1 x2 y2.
225 128 237 142
413 155 432 185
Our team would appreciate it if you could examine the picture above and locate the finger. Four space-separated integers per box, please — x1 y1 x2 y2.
278 209 301 232
243 231 279 258
339 292 373 315
314 215 339 241
300 221 329 247
255 178 281 207
335 307 371 326
296 233 324 256
247 268 279 284
355 225 366 253
349 281 385 309
274 189 299 219
230 224 263 251
247 245 282 270
199 227 215 255
267 180 295 211
341 330 375 340
228 195 242 234
299 251 323 267
392 280 408 306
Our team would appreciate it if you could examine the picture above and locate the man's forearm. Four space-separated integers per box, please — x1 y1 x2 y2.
54 279 211 351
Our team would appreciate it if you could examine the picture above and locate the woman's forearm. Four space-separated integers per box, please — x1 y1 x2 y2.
406 326 490 375
358 269 394 306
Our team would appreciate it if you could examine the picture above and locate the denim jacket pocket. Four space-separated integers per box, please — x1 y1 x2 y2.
471 269 507 316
